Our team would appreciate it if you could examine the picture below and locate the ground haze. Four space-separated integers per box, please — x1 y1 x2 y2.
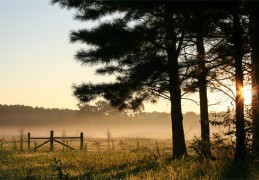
0 104 224 139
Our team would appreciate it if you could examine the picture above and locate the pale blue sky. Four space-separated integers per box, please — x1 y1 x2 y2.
0 0 237 113
0 0 102 109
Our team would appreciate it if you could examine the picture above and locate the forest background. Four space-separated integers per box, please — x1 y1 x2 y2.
0 103 224 140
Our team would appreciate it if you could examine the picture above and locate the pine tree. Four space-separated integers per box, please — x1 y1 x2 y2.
182 4 229 157
233 2 246 161
247 1 259 157
51 1 190 158
194 10 211 158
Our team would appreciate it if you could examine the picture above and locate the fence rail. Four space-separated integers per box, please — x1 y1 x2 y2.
28 130 84 151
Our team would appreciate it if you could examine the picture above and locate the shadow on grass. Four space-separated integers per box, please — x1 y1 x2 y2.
221 159 251 179
75 154 162 179
109 160 159 179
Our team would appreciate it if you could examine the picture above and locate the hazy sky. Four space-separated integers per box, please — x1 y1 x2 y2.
0 0 103 109
0 0 240 113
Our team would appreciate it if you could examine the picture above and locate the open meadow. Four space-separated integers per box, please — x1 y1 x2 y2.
1 0 259 179
1 136 259 179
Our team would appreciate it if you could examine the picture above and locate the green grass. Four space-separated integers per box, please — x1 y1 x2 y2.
0 139 259 179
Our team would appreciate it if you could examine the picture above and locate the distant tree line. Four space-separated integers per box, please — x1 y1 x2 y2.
1 103 229 140
0 103 197 128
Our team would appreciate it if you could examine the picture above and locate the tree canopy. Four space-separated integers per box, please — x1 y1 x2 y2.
52 0 259 160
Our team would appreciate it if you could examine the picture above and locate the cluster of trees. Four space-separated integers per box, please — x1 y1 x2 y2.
51 1 259 160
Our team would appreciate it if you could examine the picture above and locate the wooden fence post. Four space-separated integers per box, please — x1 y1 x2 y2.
80 132 83 150
50 130 54 151
28 133 30 152
0 139 3 148
27 131 84 152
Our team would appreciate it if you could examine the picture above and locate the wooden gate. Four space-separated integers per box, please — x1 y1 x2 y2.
28 131 83 151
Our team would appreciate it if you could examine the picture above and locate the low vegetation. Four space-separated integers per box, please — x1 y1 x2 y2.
0 137 258 179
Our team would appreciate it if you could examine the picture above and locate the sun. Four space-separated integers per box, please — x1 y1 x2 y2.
242 87 252 105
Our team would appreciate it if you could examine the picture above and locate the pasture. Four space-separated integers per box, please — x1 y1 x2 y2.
1 135 259 179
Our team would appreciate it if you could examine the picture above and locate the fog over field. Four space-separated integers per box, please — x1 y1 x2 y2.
0 103 224 140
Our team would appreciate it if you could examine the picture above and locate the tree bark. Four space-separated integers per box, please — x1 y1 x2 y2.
249 2 259 157
195 12 211 157
164 4 187 158
233 4 246 161
168 50 187 158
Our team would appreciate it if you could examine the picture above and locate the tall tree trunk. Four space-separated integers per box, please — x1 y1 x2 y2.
168 51 187 158
165 4 187 158
249 1 259 157
233 4 246 161
195 12 211 158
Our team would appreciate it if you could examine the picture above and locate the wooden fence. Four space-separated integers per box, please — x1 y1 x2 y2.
28 130 83 151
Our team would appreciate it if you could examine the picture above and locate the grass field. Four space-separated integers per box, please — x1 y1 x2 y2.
0 137 259 179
